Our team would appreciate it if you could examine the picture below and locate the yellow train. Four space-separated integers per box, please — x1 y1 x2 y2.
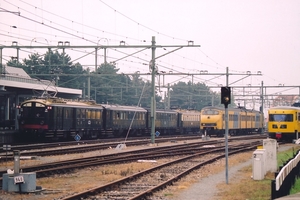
268 106 300 142
200 106 264 137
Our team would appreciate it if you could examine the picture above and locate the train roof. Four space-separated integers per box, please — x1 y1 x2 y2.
101 104 147 112
175 109 201 114
21 98 104 109
201 106 261 113
268 106 300 111
145 108 178 114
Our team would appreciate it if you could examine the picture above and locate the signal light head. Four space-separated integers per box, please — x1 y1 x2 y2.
221 87 231 105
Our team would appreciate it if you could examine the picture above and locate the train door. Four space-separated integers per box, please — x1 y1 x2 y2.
55 107 63 130
63 107 72 130
297 112 300 137
72 108 76 130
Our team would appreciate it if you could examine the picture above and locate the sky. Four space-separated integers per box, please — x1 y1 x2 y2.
1 0 300 109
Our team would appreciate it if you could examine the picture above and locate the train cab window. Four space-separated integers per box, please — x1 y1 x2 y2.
22 103 32 107
203 110 219 115
269 114 293 122
36 103 44 107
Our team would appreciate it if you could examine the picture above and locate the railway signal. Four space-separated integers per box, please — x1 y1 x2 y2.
221 87 231 107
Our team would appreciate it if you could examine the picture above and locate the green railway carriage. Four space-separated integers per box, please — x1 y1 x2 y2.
102 104 147 137
17 97 204 142
18 97 104 141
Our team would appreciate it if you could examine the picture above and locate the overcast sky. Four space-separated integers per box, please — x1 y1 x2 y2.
1 0 300 103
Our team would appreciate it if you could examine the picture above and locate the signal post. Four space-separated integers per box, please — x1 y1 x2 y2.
221 67 231 184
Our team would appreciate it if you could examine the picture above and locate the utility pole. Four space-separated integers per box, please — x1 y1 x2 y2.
261 81 264 134
151 36 156 144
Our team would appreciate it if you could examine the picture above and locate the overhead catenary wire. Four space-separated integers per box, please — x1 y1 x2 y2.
0 1 269 89
123 76 148 144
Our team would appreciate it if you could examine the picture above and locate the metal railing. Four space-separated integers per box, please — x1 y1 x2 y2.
271 150 300 199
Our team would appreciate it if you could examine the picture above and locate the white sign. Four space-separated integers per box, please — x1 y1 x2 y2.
14 175 25 184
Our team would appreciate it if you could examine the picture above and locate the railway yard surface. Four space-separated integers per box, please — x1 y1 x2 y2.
0 135 297 200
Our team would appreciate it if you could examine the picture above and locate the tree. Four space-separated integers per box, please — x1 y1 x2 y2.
89 64 159 107
8 49 87 90
5 50 220 109
170 81 220 110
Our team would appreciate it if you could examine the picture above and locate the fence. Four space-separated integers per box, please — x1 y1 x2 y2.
271 150 300 199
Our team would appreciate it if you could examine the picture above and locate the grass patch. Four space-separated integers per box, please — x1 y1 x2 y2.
216 145 300 200
290 178 300 194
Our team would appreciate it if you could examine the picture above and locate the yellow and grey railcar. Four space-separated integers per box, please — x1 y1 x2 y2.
268 106 300 142
200 106 263 137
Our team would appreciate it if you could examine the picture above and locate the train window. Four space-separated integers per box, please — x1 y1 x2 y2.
82 109 86 118
95 110 101 119
76 110 80 118
269 114 293 122
86 110 91 119
22 103 32 107
36 103 44 107
90 110 95 119
298 113 300 121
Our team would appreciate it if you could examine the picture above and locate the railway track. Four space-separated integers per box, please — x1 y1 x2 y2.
0 135 204 162
60 142 258 200
0 138 263 192
0 134 266 163
0 139 224 179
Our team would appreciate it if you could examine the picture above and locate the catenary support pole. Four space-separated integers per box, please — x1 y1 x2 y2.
225 67 229 184
151 36 156 144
